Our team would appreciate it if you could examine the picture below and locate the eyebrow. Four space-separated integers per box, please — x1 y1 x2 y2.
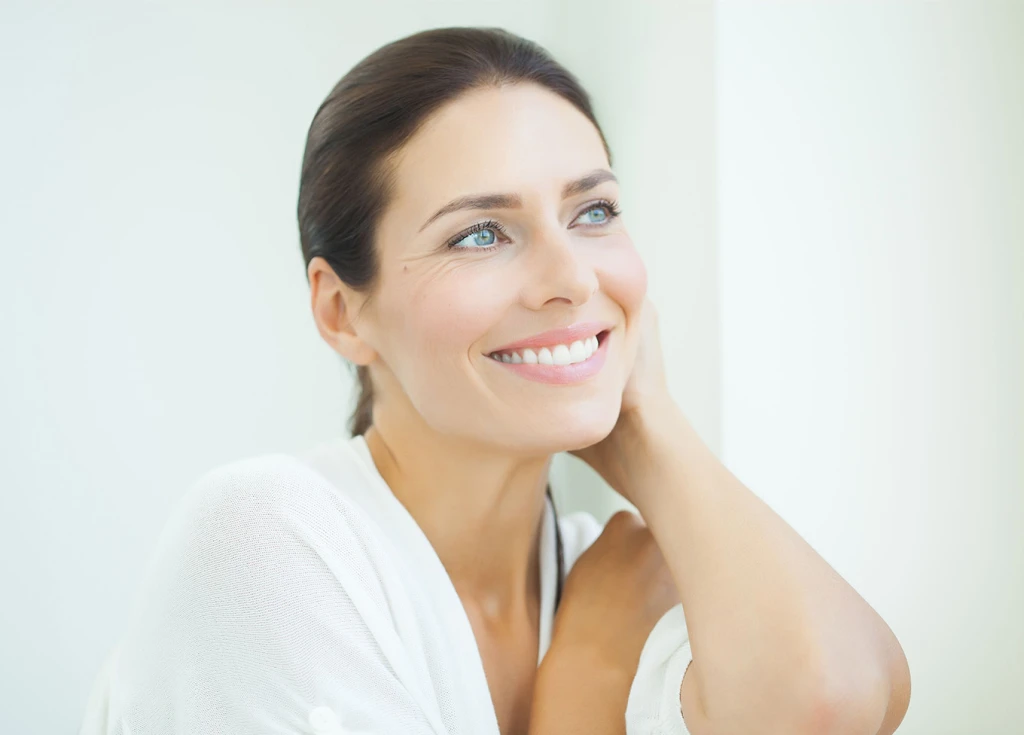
417 168 619 234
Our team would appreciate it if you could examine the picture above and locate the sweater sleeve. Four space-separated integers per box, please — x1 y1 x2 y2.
92 456 445 735
559 510 693 735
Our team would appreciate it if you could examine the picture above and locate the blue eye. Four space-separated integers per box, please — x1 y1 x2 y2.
444 199 622 252
449 223 503 250
446 217 509 251
572 200 622 228
578 205 609 225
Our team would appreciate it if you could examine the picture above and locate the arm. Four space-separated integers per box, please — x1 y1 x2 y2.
530 641 635 735
529 509 689 735
612 404 910 735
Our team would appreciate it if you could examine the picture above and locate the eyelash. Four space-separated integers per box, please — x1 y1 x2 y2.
444 198 623 252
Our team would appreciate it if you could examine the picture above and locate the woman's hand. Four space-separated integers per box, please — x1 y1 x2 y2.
569 296 678 504
546 509 680 679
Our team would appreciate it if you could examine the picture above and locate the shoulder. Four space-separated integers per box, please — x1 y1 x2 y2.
107 452 415 733
184 451 341 518
117 449 397 660
139 450 387 602
171 450 373 543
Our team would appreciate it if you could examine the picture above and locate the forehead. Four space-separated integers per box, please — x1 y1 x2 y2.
385 83 610 224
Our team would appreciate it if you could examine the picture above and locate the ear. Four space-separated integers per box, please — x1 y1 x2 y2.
307 256 378 366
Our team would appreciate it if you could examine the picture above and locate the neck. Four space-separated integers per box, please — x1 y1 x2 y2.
362 416 552 623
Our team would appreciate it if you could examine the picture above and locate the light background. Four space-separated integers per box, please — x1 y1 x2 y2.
1 1 1020 733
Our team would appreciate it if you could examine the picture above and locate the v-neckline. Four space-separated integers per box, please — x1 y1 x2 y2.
341 433 558 732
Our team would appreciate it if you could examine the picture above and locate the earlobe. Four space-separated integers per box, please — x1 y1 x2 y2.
335 329 378 367
307 257 378 366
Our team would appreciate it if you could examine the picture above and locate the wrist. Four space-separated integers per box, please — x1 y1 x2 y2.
619 399 687 444
614 403 714 506
612 402 687 473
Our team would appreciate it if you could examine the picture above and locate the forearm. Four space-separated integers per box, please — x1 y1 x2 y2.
612 404 907 734
530 643 632 735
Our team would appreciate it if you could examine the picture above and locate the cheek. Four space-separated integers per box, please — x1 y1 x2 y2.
600 237 648 317
381 267 504 375
377 267 509 431
417 290 495 356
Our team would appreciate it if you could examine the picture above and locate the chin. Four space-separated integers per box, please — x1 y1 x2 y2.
546 398 621 454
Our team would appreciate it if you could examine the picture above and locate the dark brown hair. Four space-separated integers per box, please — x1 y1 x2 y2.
296 26 613 437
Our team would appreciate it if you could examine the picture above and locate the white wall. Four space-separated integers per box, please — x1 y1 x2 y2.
716 2 1024 733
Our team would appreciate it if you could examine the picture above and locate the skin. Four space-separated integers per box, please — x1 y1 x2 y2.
308 82 911 734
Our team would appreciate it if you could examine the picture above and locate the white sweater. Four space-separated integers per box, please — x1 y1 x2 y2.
81 433 692 734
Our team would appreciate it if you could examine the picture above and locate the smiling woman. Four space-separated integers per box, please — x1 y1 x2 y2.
80 25 693 735
293 26 683 733
79 22 909 735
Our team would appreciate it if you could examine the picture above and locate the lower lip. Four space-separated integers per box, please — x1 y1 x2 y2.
487 331 610 385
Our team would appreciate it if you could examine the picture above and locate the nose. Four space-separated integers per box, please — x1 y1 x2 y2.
520 227 599 310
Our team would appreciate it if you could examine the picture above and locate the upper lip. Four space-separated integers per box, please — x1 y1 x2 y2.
489 321 614 354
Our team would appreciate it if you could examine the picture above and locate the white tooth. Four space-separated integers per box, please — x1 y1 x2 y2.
501 353 511 362
590 335 599 352
583 338 595 357
537 347 553 365
510 352 523 364
522 348 538 364
569 340 587 363
551 344 571 365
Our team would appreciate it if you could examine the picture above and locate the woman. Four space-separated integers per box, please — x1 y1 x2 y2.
83 26 910 735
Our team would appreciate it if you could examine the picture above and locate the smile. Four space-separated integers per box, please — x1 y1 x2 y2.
486 329 611 385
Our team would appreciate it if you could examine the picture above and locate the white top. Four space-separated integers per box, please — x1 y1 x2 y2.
81 434 692 734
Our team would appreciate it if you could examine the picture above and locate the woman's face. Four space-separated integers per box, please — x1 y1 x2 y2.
357 82 647 454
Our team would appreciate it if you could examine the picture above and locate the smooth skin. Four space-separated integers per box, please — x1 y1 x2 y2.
308 82 910 734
